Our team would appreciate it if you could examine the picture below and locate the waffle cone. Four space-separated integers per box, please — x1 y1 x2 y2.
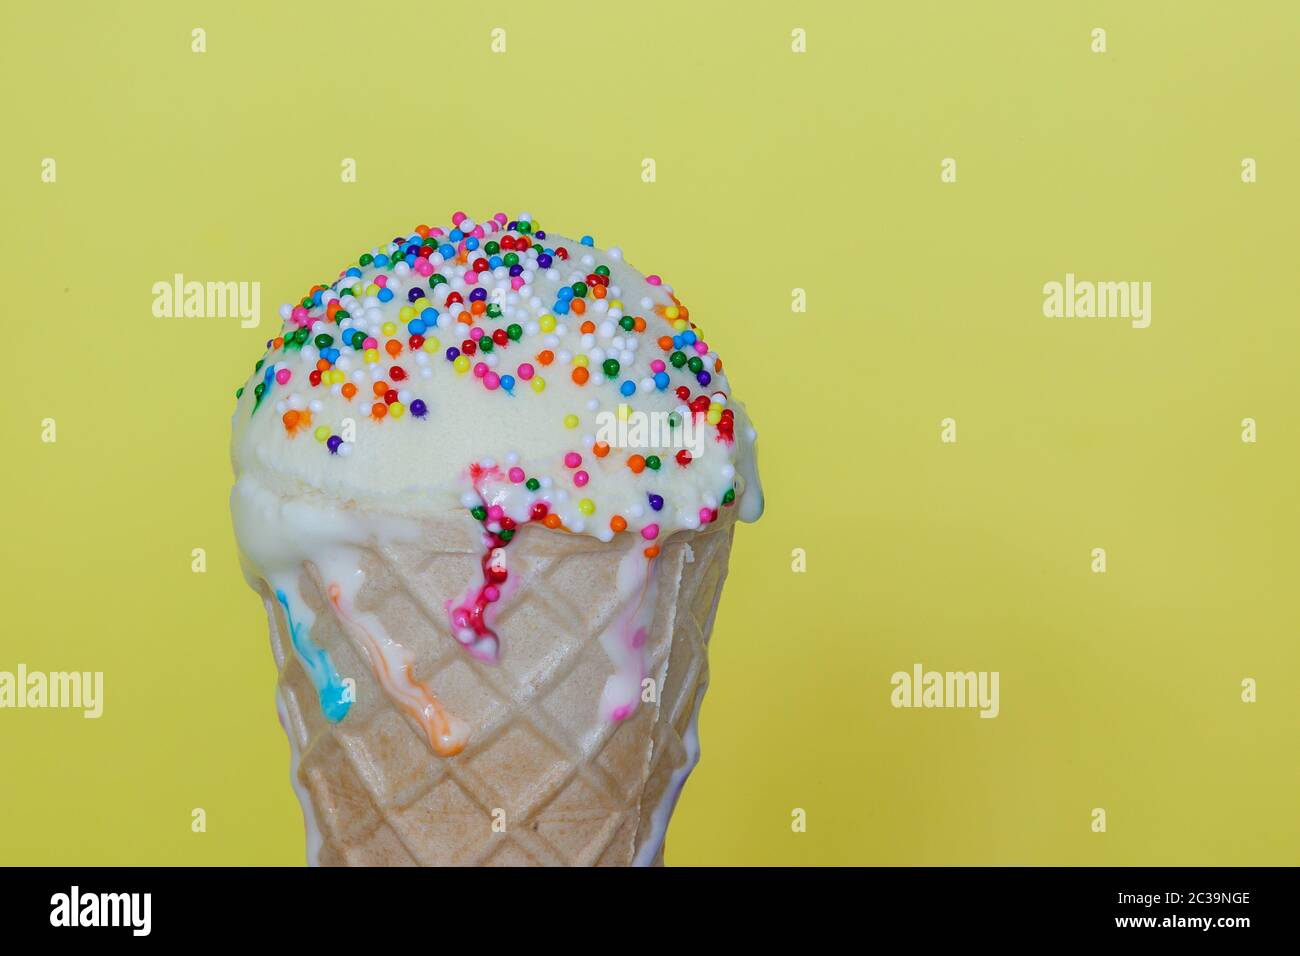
260 511 736 866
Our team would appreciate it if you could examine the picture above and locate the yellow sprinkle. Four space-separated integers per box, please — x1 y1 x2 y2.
399 306 417 322
364 348 380 364
366 283 381 297
578 498 595 515
314 426 330 442
564 414 579 429
539 314 556 333
664 306 680 320
531 377 546 393
706 406 722 425
608 300 623 312
453 355 471 374
381 321 397 337
617 403 631 422
422 337 441 353
388 402 405 419
672 319 689 331
572 354 588 368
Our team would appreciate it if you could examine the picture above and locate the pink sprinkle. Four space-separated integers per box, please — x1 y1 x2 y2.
564 452 582 468
469 326 485 341
698 507 713 524
414 259 433 277
363 337 378 350
694 341 708 355
483 585 500 603
641 523 659 540
508 467 526 483
471 225 486 239
452 211 467 226
291 306 309 326
646 275 662 286
510 276 525 291
430 227 445 238
374 275 388 288
483 372 501 390
574 470 589 487
630 627 647 649
495 213 508 224
464 271 479 285
487 505 504 521
517 363 534 380
275 368 291 385
610 703 633 721
473 362 489 378
650 359 666 373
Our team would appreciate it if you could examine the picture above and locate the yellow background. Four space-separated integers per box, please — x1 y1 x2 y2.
3 0 1298 865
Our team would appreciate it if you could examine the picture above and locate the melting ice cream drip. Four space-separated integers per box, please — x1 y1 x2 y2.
327 583 469 757
275 589 352 723
447 461 657 725
446 463 542 663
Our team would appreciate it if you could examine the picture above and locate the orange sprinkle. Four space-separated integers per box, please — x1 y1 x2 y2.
282 410 300 431
341 383 357 400
592 285 606 299
537 349 554 366
643 546 660 559
326 302 341 319
371 402 387 419
415 224 430 237
610 516 628 533
633 316 646 332
657 336 673 351
543 514 563 530
580 320 596 335
470 300 486 315
373 381 389 397
385 339 402 358
572 367 589 385
316 359 331 372
593 441 610 458
273 336 285 349
627 455 646 474
571 298 585 315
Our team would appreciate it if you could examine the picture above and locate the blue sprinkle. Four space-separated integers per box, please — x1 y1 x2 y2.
374 254 390 268
449 228 464 242
556 287 575 301
345 267 363 279
438 243 456 259
465 237 479 251
620 380 636 397
408 320 427 336
376 287 394 303
500 375 516 392
654 371 670 389
488 255 503 269
553 300 570 315
580 235 594 246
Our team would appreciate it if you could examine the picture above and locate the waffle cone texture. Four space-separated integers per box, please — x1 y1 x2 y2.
262 512 736 866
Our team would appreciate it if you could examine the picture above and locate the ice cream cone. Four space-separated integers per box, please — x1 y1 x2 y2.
232 211 762 866
263 509 735 866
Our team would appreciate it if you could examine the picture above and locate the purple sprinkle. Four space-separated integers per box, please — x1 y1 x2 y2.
327 436 342 454
536 254 552 269
410 399 428 418
407 288 426 302
445 347 460 362
648 493 664 511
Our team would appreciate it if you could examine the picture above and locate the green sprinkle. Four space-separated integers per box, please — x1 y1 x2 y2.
602 358 620 378
670 351 687 368
646 455 661 470
619 316 635 331
470 505 488 521
507 323 523 341
525 478 540 491
498 528 515 542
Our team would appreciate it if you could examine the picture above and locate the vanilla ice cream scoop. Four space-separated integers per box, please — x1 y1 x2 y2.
232 211 761 534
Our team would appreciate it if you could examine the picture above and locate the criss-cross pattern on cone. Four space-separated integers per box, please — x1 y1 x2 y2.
264 512 736 866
